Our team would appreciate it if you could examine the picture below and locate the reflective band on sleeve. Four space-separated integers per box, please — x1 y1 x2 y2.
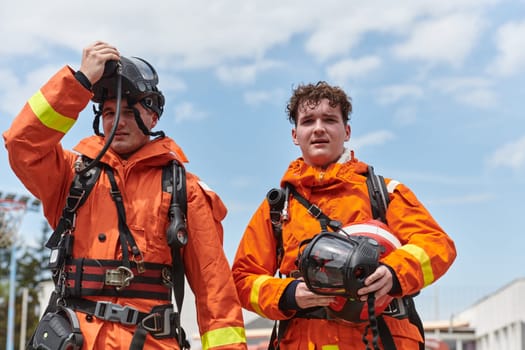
250 275 272 318
387 180 400 194
399 244 434 287
322 345 340 350
201 326 246 350
28 90 76 133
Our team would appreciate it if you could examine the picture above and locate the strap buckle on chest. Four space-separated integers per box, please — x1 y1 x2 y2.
105 266 134 291
307 204 322 218
94 301 139 326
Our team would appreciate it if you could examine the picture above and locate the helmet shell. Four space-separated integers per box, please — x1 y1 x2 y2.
327 219 401 323
341 219 401 256
298 233 381 298
92 56 165 116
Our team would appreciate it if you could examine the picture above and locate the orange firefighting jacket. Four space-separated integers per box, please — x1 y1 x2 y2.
3 66 247 350
232 153 457 349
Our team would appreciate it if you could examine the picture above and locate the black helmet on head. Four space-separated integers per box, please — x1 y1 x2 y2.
92 56 165 117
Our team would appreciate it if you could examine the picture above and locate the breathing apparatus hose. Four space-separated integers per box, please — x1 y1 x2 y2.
77 62 123 177
362 294 381 350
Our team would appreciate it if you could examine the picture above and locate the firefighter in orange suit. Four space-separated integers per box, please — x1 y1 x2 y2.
3 41 247 350
232 81 456 349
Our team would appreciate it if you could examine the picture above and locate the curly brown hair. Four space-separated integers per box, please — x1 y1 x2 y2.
286 81 352 126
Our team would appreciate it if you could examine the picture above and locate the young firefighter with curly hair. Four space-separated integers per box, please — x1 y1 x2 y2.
232 81 456 349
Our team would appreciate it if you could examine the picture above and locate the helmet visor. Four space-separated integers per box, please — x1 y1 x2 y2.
301 234 356 295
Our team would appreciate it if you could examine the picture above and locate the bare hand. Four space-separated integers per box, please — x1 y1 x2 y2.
357 265 393 303
78 41 120 86
295 281 336 309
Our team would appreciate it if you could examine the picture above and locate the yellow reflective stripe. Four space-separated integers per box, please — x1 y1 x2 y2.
322 345 340 350
250 275 272 318
399 244 434 286
28 90 76 133
201 326 246 349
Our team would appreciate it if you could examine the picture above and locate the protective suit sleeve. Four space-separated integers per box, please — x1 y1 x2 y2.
232 200 297 321
182 174 247 349
381 181 457 296
3 66 93 228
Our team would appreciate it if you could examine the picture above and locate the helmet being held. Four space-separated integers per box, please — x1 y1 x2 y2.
91 56 166 138
297 219 401 323
92 56 165 117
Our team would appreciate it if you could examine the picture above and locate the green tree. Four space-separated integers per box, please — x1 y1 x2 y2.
0 220 51 349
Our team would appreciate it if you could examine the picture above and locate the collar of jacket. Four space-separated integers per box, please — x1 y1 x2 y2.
73 135 188 169
281 150 369 194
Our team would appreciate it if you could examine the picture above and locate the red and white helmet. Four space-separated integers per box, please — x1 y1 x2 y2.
328 219 401 323
341 219 401 256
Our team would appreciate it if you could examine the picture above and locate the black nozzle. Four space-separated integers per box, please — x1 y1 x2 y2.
267 188 286 208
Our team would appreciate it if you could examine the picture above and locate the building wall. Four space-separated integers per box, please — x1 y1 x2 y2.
453 278 525 350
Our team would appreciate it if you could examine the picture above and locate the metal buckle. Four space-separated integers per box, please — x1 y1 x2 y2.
141 306 173 337
382 297 408 319
93 301 139 326
105 266 134 291
161 267 173 287
307 204 322 218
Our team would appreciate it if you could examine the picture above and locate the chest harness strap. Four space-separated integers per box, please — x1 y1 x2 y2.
285 184 391 350
36 158 190 350
267 167 399 350
105 165 145 273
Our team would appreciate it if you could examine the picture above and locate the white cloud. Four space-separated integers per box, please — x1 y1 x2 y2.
489 20 525 77
377 84 423 105
430 77 496 109
348 130 395 151
158 74 187 96
173 102 208 124
303 1 485 62
487 136 525 170
0 65 62 117
456 88 497 108
392 13 484 66
0 0 495 71
326 56 382 84
243 89 286 106
215 60 282 85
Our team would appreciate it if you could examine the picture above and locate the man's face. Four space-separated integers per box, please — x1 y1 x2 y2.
101 99 158 158
292 98 350 168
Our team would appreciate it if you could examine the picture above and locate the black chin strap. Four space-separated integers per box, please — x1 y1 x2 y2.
92 103 165 139
92 105 103 136
131 106 165 138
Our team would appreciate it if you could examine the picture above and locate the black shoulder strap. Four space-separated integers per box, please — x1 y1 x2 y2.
266 166 394 350
266 167 391 273
366 165 390 224
46 157 103 249
162 159 190 349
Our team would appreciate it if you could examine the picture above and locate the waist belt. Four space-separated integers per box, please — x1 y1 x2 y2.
64 258 172 301
66 297 177 339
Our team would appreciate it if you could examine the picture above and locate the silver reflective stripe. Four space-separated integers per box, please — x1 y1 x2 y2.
387 179 400 194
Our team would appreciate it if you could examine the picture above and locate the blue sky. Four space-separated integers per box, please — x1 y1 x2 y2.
1 0 525 322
